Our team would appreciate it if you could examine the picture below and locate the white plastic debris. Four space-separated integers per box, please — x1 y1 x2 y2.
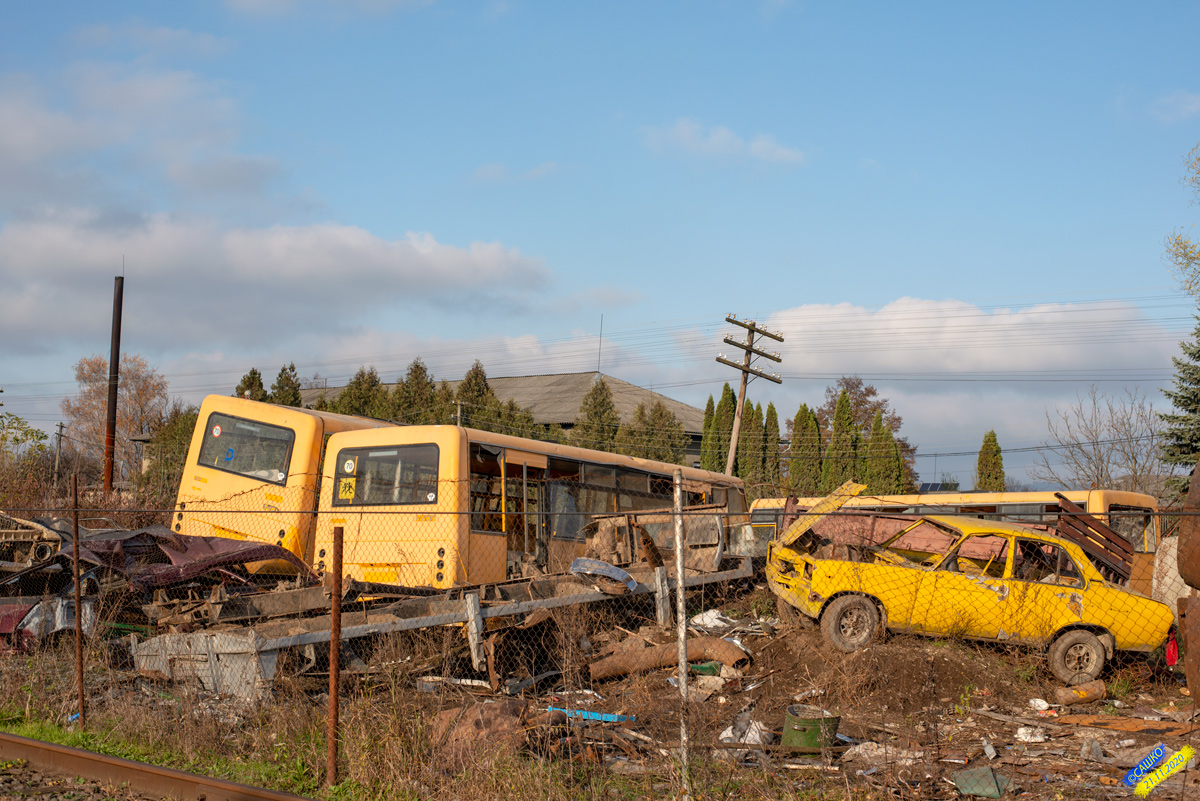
1028 698 1050 711
691 609 736 628
982 737 997 760
794 688 826 701
1015 727 1047 743
843 741 923 767
1117 738 1136 749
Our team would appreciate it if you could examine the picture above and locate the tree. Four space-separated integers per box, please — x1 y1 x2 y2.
763 403 781 492
615 401 688 464
1168 142 1200 296
788 403 822 495
235 368 268 401
571 377 620 452
975 430 1005 491
863 411 902 494
1032 385 1170 496
136 399 198 504
713 383 736 473
60 353 169 483
270 363 303 407
394 357 439 424
1161 317 1200 493
817 376 917 490
0 412 48 464
332 366 393 419
700 395 718 471
457 360 498 428
737 402 764 486
819 390 856 492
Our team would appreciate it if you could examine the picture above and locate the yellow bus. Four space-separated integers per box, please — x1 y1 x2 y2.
312 425 747 588
749 489 1160 554
173 395 390 571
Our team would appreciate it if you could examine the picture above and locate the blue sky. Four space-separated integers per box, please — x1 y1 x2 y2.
1 1 1198 486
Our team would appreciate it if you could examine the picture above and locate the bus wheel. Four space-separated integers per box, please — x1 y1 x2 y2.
821 595 879 652
1048 630 1105 685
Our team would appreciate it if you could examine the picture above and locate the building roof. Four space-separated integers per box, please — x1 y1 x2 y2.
298 371 706 433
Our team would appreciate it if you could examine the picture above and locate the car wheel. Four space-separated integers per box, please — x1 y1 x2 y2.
821 595 880 652
1048 630 1106 685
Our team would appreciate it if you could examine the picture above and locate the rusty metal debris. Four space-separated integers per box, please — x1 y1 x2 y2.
587 636 749 681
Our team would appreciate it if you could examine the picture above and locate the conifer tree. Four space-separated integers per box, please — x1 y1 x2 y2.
763 403 781 492
863 411 901 493
333 366 392 419
269 363 303 407
788 403 822 495
394 357 437 424
456 360 498 429
713 383 736 473
571 377 620 452
819 390 856 492
975 430 1006 491
1161 317 1200 493
235 368 268 402
700 395 718 471
737 402 763 487
615 401 688 464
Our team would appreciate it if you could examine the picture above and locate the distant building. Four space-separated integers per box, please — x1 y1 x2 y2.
298 371 707 466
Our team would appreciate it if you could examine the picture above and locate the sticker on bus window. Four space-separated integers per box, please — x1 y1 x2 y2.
338 477 356 500
223 447 234 462
212 425 221 438
427 492 435 502
343 458 356 474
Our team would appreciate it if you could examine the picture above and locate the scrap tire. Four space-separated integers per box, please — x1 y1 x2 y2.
821 594 880 653
1048 630 1106 685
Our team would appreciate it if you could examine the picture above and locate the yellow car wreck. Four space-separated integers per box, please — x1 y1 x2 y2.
767 515 1174 685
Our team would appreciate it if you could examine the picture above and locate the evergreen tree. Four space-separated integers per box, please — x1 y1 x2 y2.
615 401 689 464
434 381 456 424
713 383 736 473
763 403 781 491
1162 317 1200 493
456 360 498 428
571 377 620 452
819 390 856 492
975 430 1006 491
863 411 901 494
394 357 437 424
700 395 718 471
788 403 822 495
333 366 393 419
235 368 268 402
269 363 303 407
737 402 763 486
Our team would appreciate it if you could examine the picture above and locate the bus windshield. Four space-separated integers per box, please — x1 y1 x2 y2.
196 412 295 486
333 444 440 506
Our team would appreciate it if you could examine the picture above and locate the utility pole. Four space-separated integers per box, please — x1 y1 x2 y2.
716 315 783 476
52 422 65 498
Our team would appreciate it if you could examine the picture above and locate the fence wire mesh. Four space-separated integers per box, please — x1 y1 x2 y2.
0 491 1197 800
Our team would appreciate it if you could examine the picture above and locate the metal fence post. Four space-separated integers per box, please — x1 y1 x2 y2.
72 475 85 728
326 525 343 787
673 469 691 798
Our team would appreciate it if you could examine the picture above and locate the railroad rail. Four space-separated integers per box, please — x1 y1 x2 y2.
0 731 314 801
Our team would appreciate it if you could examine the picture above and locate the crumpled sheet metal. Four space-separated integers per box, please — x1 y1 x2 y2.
588 636 750 681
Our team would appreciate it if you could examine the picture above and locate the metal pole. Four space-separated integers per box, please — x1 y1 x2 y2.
52 423 64 499
102 276 124 497
326 525 343 787
72 475 85 727
673 469 690 797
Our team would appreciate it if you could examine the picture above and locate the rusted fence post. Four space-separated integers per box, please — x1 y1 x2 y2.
673 469 691 798
71 475 85 727
326 525 343 787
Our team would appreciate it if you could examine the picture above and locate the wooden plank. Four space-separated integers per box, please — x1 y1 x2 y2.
1056 512 1133 558
1054 494 1135 554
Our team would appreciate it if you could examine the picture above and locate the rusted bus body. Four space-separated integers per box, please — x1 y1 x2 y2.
311 425 746 589
752 489 1160 556
173 395 390 573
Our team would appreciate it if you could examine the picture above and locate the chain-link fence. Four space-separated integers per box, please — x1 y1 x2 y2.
1 487 1198 799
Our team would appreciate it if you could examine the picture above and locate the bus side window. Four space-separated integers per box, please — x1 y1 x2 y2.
469 444 503 532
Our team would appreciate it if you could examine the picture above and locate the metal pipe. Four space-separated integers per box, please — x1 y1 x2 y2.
326 525 343 787
673 469 690 795
72 475 85 727
102 276 124 496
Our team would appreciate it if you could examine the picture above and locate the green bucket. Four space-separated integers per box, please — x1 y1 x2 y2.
782 704 840 749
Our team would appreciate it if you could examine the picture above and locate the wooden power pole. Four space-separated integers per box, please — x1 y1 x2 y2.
716 315 783 476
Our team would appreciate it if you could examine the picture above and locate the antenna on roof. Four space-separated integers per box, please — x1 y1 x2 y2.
596 314 604 377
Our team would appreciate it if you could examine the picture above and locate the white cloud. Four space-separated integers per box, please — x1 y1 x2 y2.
1152 91 1200 123
72 22 231 57
644 118 806 165
0 214 549 355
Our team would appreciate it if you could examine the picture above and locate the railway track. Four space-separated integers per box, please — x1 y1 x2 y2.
0 732 314 801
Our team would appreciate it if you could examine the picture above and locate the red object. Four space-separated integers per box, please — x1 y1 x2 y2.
1167 630 1179 667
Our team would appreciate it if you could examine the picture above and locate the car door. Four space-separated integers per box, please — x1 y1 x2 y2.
1003 537 1086 645
912 534 1013 640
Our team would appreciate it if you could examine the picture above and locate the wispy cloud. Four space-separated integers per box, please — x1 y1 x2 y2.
643 118 806 165
1152 91 1200 122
